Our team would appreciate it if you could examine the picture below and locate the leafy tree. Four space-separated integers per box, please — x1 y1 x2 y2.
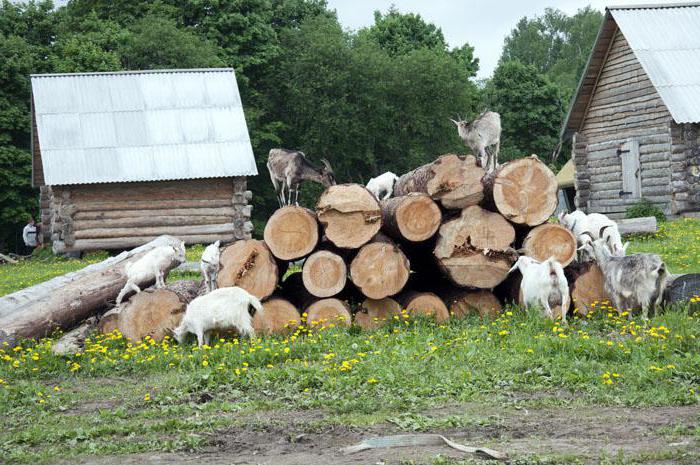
358 7 448 56
484 61 564 162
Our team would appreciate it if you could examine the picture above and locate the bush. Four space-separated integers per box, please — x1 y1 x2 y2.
626 198 665 222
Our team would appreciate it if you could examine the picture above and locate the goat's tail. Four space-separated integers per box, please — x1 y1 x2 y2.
248 294 263 317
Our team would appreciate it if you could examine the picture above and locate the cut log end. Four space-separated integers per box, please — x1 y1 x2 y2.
263 206 319 260
437 249 516 289
565 262 611 316
354 297 402 330
217 240 279 300
316 184 382 249
97 308 121 335
381 194 442 242
434 205 515 258
302 250 347 298
350 240 410 299
446 290 502 319
522 223 577 267
306 299 352 329
253 298 301 335
399 291 449 323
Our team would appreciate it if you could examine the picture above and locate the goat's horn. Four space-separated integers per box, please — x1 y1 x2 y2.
450 118 459 125
599 225 611 237
571 219 577 231
579 231 594 239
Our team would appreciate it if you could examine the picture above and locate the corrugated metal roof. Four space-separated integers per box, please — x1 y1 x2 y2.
610 3 700 123
31 68 258 185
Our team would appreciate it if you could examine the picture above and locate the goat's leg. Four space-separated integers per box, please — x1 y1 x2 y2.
492 140 500 171
203 331 211 347
268 167 283 207
479 147 488 170
294 184 300 206
195 328 205 347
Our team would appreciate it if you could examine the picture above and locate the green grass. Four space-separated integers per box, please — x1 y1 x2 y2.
626 218 700 274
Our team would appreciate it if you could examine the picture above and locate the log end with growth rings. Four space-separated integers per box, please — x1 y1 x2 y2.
263 206 319 260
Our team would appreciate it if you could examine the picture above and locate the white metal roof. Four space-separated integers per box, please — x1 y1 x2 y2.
31 69 257 185
610 2 700 123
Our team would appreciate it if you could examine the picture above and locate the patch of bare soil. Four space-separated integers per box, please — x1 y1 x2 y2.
56 404 700 465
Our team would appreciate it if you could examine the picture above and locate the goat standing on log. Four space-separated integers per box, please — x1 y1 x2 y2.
267 149 336 206
451 111 501 173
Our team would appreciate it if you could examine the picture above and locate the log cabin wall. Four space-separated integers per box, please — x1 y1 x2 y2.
49 177 252 253
577 29 674 218
672 122 700 215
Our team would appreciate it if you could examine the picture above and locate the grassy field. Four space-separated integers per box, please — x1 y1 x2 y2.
0 220 699 464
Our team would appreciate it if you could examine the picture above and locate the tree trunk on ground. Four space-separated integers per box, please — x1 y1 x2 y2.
664 274 700 305
350 234 410 299
616 217 658 235
51 317 98 355
0 235 183 347
117 280 201 342
306 298 352 329
354 297 402 331
302 250 347 298
441 289 502 319
565 262 610 316
263 206 319 260
394 154 485 209
482 155 558 226
397 291 450 323
316 184 382 249
217 239 280 300
253 298 301 335
521 223 577 267
380 193 442 242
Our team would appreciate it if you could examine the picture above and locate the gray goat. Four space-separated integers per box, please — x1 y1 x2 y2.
267 149 336 206
582 238 667 320
451 111 501 173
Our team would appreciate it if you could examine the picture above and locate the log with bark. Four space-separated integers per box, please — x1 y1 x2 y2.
302 250 347 298
217 239 281 300
0 235 184 347
51 317 98 355
263 206 319 260
565 261 610 316
350 234 410 299
442 289 502 319
354 297 402 331
117 280 201 342
397 291 450 323
483 155 558 226
394 154 485 209
616 217 658 235
306 298 352 329
316 184 382 249
380 193 442 242
521 223 577 267
253 298 302 335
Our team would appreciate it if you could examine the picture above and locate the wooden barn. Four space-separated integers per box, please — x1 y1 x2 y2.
560 2 700 218
30 69 256 253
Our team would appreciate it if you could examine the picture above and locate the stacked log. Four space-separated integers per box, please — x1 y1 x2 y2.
217 239 280 300
316 184 381 248
349 234 410 299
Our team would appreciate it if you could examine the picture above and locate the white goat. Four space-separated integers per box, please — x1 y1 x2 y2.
200 240 221 293
366 171 399 201
172 287 263 347
509 256 570 324
581 238 666 320
451 111 501 173
115 242 186 304
559 211 628 259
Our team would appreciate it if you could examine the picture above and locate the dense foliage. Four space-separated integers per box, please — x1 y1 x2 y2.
0 1 603 249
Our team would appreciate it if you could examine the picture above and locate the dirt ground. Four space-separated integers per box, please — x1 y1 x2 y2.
56 403 700 465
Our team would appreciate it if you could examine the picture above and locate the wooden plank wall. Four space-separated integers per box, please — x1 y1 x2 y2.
578 30 674 218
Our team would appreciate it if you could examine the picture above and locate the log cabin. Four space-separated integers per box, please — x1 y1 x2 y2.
30 68 257 253
560 2 700 219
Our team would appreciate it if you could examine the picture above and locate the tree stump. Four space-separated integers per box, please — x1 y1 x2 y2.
398 291 449 323
443 290 502 319
380 193 442 242
521 223 577 267
394 154 485 209
350 235 410 299
306 299 352 329
483 155 558 226
263 206 319 260
316 184 382 249
117 280 201 342
302 250 347 298
565 262 610 316
253 298 301 335
354 298 402 331
217 240 279 300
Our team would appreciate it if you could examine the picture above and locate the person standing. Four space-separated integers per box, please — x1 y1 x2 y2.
22 217 38 255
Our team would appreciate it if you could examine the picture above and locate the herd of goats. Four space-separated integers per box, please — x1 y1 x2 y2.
111 110 668 346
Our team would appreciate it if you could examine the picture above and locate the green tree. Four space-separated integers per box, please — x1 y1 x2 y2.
358 7 448 56
485 61 564 162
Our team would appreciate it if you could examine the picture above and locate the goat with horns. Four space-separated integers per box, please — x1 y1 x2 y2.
267 148 336 206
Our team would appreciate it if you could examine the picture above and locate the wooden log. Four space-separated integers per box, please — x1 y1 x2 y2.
306 298 352 329
483 155 558 226
394 154 485 209
51 317 98 355
316 184 382 249
75 199 234 212
0 253 17 264
217 240 279 300
74 207 237 221
263 206 319 260
380 193 441 242
354 298 402 331
53 234 237 253
0 235 184 346
253 298 301 335
74 223 235 240
302 250 347 298
565 262 610 316
521 223 577 267
97 308 121 335
350 234 410 299
74 215 232 230
117 280 201 342
442 289 502 319
397 291 449 323
664 274 700 305
434 248 516 289
434 205 515 254
616 217 658 235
